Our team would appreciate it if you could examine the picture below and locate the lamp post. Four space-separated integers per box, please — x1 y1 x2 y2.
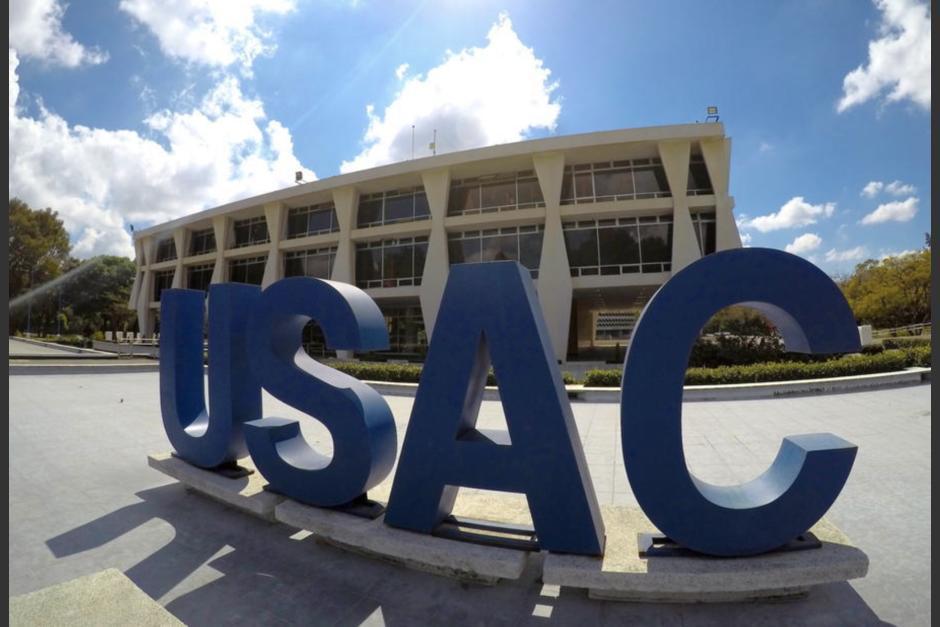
26 268 35 337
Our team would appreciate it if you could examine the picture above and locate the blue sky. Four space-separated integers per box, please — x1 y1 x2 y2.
9 0 931 274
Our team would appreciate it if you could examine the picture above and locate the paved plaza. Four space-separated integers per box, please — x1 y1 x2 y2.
9 371 931 625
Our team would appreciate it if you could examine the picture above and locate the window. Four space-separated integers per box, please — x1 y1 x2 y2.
155 238 177 262
233 216 269 248
594 311 637 341
561 159 671 205
187 264 214 291
691 211 717 255
383 306 426 354
229 256 266 284
563 215 673 276
356 188 430 228
448 224 544 278
687 155 714 195
448 171 544 216
286 203 339 239
189 228 216 256
284 247 337 279
153 270 175 300
355 237 428 288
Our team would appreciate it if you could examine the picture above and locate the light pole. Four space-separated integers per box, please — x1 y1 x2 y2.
26 268 34 337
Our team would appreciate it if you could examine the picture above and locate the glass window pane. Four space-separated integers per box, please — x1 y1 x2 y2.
358 199 383 226
560 173 574 201
481 234 518 261
563 229 599 267
308 209 332 234
519 232 544 270
287 211 307 238
414 192 430 218
639 224 672 263
480 180 516 209
356 249 381 283
517 178 543 205
702 220 716 255
599 225 641 265
285 256 304 277
574 172 594 199
246 261 265 284
383 245 413 279
688 162 713 192
414 242 428 276
385 195 414 222
594 169 633 198
448 185 479 214
634 166 669 195
307 254 332 278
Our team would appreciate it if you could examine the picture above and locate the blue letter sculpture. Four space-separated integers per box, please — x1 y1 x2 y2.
243 277 398 507
160 284 262 468
384 262 605 556
621 248 859 556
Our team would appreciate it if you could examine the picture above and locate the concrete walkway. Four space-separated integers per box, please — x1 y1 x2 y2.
9 372 931 625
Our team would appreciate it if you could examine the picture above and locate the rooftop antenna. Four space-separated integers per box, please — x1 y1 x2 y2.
295 170 305 185
428 129 437 156
705 105 720 123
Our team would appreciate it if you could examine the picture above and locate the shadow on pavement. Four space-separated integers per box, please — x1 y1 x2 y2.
46 484 892 626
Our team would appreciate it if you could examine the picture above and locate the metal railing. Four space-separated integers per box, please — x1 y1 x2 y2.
871 322 932 338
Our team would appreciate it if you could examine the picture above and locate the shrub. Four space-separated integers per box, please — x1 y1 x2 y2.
688 334 785 367
43 334 92 348
881 336 931 350
325 361 579 386
582 349 917 387
903 345 931 368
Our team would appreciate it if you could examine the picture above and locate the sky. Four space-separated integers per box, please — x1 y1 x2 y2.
8 0 931 275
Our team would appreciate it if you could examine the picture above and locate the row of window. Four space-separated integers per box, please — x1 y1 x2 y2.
151 159 714 262
151 211 718 299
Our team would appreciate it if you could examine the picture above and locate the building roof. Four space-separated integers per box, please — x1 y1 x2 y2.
134 122 725 239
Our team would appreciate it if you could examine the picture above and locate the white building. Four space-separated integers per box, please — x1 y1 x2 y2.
129 123 742 363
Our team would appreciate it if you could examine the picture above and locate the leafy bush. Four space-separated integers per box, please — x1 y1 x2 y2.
41 334 92 348
903 345 931 367
688 334 785 367
583 349 920 387
881 336 931 350
326 361 577 386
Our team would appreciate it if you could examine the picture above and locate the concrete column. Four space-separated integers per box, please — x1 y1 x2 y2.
331 187 357 285
136 237 156 336
262 202 285 288
210 215 227 284
701 137 741 250
533 152 572 364
419 168 451 339
331 187 358 360
128 239 144 309
658 140 701 272
171 227 187 288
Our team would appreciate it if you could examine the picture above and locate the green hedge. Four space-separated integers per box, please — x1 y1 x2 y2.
583 349 923 387
881 336 931 349
327 360 578 386
38 335 93 349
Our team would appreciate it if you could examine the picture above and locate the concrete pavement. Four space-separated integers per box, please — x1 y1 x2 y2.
9 371 931 625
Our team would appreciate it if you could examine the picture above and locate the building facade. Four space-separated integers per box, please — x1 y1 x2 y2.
129 123 742 363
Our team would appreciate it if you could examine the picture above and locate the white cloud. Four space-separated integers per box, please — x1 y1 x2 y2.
837 0 931 112
861 179 917 197
340 13 560 173
860 197 919 224
758 141 773 153
395 63 409 80
879 249 917 259
885 179 916 195
9 49 314 258
118 0 295 73
739 232 752 246
861 180 884 197
741 196 836 232
784 233 823 255
10 0 108 67
825 246 869 263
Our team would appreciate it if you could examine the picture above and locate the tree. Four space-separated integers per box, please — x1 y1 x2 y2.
59 256 137 336
840 249 931 328
9 198 73 299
